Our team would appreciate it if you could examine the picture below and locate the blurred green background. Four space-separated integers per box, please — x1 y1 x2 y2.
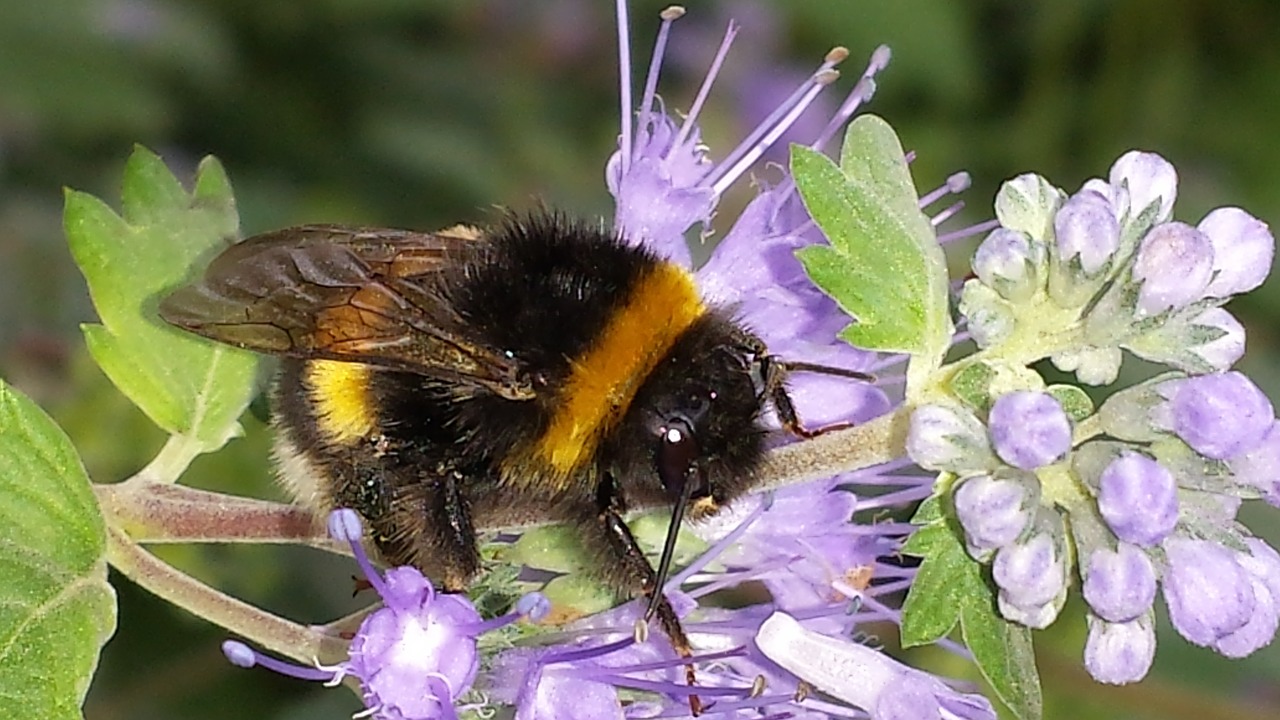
2 0 1278 718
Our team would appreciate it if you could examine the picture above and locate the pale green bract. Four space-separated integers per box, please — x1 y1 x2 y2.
64 147 258 462
792 115 953 392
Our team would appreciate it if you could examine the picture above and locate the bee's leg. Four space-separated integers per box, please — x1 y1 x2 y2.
587 476 704 715
730 328 873 439
425 470 482 592
757 353 872 439
345 460 481 592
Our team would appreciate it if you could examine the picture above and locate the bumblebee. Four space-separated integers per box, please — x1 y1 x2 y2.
160 212 865 710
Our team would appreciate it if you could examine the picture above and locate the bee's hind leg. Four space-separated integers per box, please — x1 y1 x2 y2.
345 458 482 592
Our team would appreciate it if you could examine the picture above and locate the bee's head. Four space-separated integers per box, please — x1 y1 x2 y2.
606 312 771 623
611 312 768 516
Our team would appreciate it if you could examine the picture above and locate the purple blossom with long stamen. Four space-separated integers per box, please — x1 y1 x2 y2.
487 460 961 719
222 509 548 719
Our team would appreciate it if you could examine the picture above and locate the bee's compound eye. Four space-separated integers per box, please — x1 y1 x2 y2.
657 417 702 498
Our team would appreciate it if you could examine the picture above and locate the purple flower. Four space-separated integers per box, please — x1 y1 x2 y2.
222 510 548 719
1084 614 1156 684
1199 206 1275 298
953 473 1033 559
486 462 936 719
1095 452 1178 547
1154 371 1275 460
608 1 887 266
1130 222 1215 316
1054 188 1120 275
1161 537 1255 648
690 476 891 618
756 612 996 720
607 1 898 426
988 391 1072 470
1081 544 1157 622
993 524 1068 628
464 5 982 716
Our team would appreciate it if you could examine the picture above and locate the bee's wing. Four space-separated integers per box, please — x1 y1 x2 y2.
159 224 536 400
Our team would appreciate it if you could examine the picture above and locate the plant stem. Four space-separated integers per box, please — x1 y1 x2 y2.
753 407 910 491
104 525 348 665
130 434 204 484
95 478 328 547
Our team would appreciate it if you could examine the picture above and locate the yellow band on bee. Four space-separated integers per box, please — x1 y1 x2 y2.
531 261 705 481
307 360 376 442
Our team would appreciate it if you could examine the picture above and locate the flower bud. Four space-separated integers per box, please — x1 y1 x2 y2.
1050 346 1122 386
1109 151 1178 227
1096 452 1178 547
1081 543 1157 622
1199 207 1274 298
1054 190 1119 275
1186 308 1247 371
1213 538 1280 658
993 519 1069 628
1122 306 1245 374
993 172 1064 241
906 403 997 473
1084 614 1156 685
1231 421 1280 507
988 391 1072 470
972 228 1044 301
1131 222 1214 316
958 280 1015 348
953 472 1035 560
1162 537 1255 647
1048 189 1119 306
1154 371 1274 460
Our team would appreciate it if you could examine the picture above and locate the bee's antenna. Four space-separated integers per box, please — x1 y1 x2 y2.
774 358 874 383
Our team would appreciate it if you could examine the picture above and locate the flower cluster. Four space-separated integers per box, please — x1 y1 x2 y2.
486 475 993 719
608 0 901 423
221 2 1004 716
909 151 1280 684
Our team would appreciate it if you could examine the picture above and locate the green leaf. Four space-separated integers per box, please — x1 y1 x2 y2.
900 522 964 642
64 146 257 454
791 115 952 362
961 599 1041 720
902 519 1043 720
0 380 117 720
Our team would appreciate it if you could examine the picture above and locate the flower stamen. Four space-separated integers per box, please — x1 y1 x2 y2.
671 20 739 151
637 6 686 144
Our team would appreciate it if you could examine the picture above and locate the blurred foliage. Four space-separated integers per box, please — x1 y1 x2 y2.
1 0 1278 718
